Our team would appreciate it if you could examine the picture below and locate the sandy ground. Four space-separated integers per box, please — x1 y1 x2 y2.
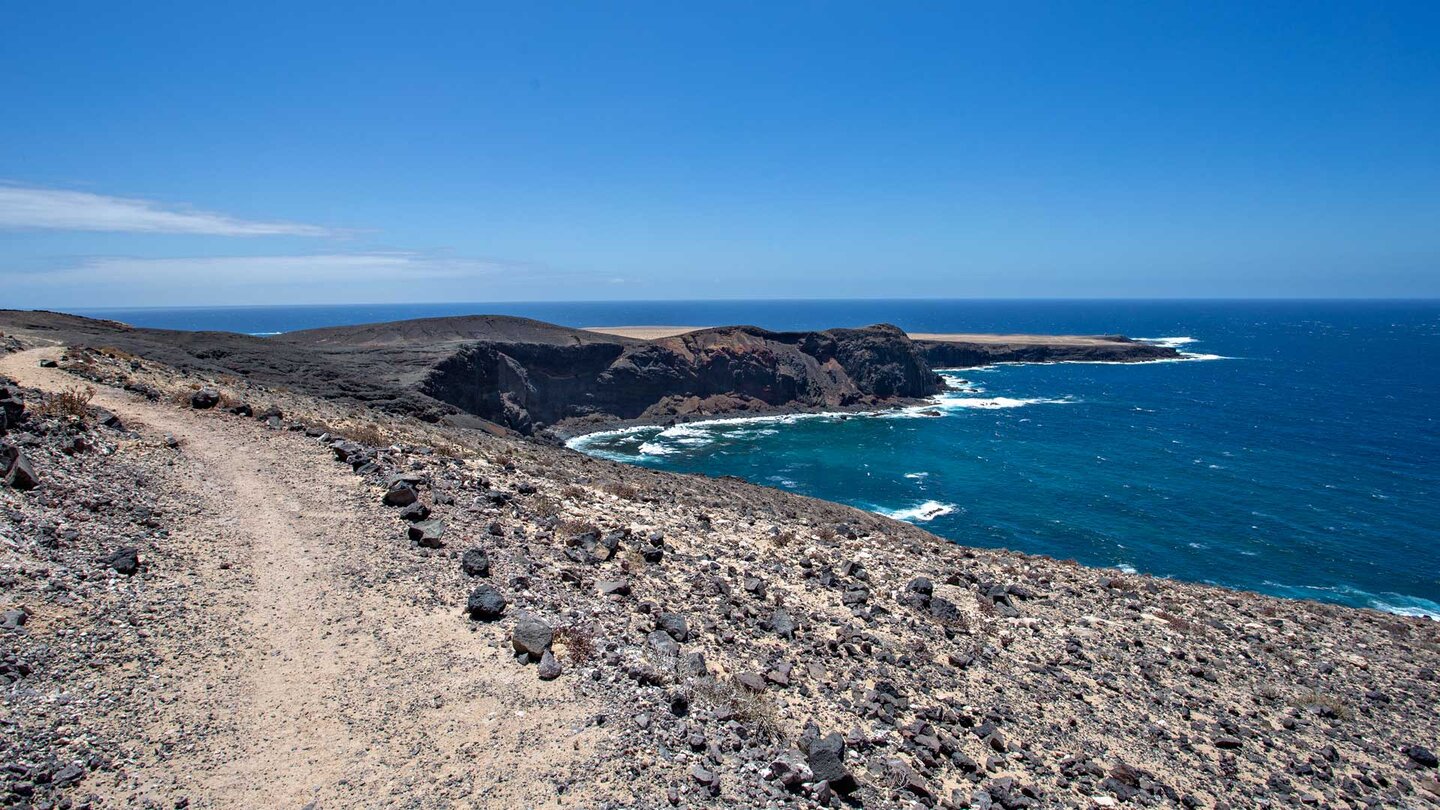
582 326 709 339
0 348 608 809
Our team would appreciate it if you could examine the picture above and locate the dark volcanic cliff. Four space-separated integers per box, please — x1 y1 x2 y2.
916 335 1179 368
303 319 943 433
0 312 944 434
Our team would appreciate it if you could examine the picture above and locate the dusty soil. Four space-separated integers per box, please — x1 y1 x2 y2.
0 349 610 809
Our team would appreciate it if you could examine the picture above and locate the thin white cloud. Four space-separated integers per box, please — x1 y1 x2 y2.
0 184 333 236
26 253 507 286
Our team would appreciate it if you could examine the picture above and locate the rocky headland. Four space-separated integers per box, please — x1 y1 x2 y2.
0 311 1176 441
2 313 1437 809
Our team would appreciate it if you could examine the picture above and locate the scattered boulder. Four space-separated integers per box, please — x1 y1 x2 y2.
407 519 445 548
190 388 221 409
770 609 797 639
38 358 57 368
597 578 632 597
466 585 506 620
460 548 491 577
383 482 418 507
398 501 431 522
104 547 140 576
1406 745 1439 768
1 443 38 490
657 612 688 641
512 615 554 659
537 650 562 680
806 732 856 792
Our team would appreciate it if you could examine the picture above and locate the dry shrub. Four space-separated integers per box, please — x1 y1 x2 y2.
770 531 795 548
558 519 600 538
35 385 95 420
332 421 388 447
1290 688 1352 720
528 494 560 519
1154 609 1199 634
601 480 641 500
553 624 597 665
816 526 836 541
95 346 138 362
560 484 588 501
689 677 784 742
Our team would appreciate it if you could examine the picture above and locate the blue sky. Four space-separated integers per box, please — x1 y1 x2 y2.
2 1 1438 307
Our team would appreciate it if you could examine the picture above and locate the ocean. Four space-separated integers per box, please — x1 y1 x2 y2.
74 300 1440 618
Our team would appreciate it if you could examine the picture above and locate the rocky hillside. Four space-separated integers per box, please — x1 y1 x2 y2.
0 312 946 435
2 340 1438 809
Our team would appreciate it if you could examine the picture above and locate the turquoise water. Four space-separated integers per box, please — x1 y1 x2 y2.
78 300 1440 616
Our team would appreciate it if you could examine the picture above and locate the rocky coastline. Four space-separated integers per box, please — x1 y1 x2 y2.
5 315 1435 809
0 311 1178 442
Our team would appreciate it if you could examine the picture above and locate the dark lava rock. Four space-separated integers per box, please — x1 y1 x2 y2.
407 519 445 548
771 609 797 639
227 401 254 417
597 578 631 597
466 585 507 620
383 482 418 507
1405 745 1439 768
103 547 140 576
398 501 431 522
39 358 58 368
646 630 680 657
657 612 689 641
537 650 562 680
190 388 221 409
460 548 491 577
512 615 554 658
1 443 38 490
806 732 856 792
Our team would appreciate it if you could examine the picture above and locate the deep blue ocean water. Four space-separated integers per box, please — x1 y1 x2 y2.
74 300 1440 617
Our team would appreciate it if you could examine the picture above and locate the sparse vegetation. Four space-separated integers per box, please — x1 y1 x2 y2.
34 385 95 420
688 676 784 742
1290 688 1353 720
553 624 597 665
601 479 641 500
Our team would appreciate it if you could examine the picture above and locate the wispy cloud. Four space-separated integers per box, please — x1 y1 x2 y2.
0 184 334 236
26 253 508 285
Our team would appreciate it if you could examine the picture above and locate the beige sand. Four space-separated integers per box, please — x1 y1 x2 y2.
582 326 710 339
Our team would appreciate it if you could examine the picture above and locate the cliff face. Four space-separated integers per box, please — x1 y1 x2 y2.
0 311 1177 437
417 323 942 433
917 336 1178 368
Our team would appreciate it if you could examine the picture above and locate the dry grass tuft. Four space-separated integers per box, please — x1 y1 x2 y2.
553 624 598 665
34 385 95 420
601 479 641 500
1290 688 1352 720
689 677 785 742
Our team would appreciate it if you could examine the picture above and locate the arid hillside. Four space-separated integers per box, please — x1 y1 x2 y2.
2 336 1437 809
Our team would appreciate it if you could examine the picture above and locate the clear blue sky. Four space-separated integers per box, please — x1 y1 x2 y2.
3 1 1438 307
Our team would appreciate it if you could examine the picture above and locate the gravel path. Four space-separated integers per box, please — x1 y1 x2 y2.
1 348 604 808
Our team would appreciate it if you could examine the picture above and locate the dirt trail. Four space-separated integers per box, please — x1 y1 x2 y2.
1 348 604 808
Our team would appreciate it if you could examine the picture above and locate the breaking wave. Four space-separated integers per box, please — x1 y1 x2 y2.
874 500 959 522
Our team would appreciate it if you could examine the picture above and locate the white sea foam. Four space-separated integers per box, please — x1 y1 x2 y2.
1260 582 1440 621
903 472 929 480
874 500 958 522
1138 336 1198 348
248 331 284 336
